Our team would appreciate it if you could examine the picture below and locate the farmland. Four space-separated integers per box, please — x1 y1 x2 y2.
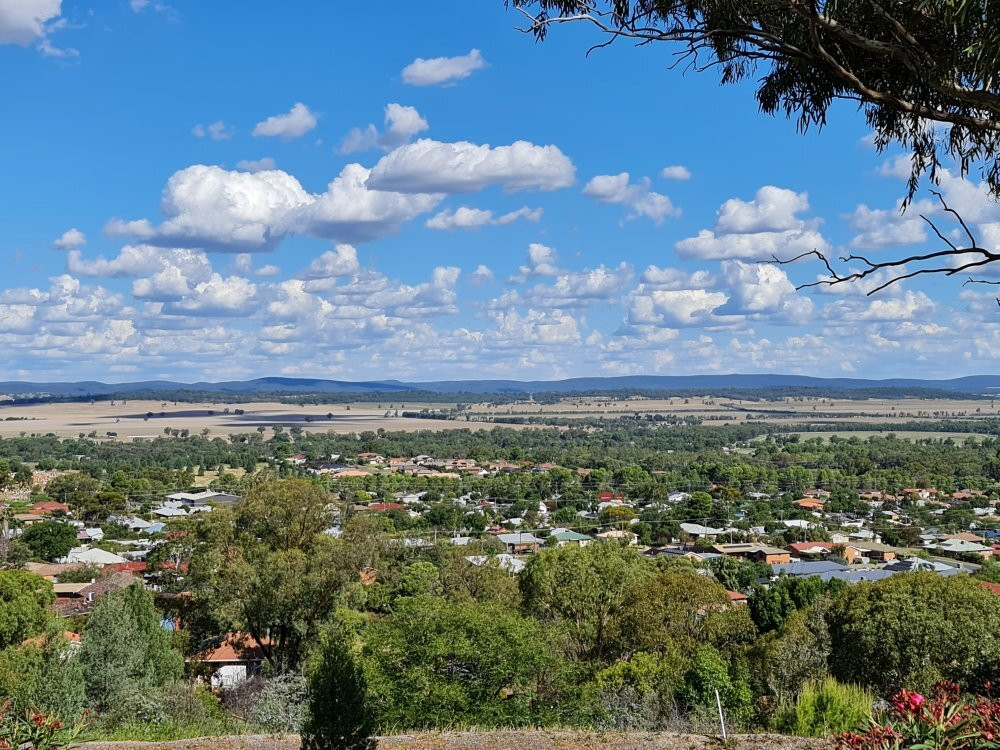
3 394 1000 440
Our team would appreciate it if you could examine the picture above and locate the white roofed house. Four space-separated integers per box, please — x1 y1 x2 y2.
154 506 189 519
496 533 542 554
165 490 241 506
63 546 128 566
680 522 724 539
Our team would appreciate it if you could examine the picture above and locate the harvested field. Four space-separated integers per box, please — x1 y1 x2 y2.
0 400 529 440
81 731 828 750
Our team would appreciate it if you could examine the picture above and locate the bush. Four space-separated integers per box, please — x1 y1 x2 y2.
676 647 754 729
838 681 1000 750
251 675 308 733
0 703 90 750
96 683 237 741
301 632 374 750
225 674 308 733
778 678 873 737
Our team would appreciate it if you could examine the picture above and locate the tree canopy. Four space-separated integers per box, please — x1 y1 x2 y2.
510 0 1000 198
508 0 1000 291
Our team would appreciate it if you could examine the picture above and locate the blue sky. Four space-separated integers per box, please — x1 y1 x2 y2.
0 0 995 382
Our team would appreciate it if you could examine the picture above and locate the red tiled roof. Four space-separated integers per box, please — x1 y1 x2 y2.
191 632 271 663
106 562 148 574
367 503 405 512
981 581 1000 596
787 541 833 552
31 501 70 514
23 631 80 647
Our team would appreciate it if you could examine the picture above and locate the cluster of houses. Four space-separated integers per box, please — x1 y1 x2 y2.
297 452 567 480
8 453 1000 690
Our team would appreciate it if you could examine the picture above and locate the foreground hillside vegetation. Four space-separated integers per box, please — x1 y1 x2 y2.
2 423 1000 747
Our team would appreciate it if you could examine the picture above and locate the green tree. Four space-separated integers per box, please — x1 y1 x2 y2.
0 570 54 649
520 542 651 661
750 575 846 633
190 477 346 673
20 521 77 562
619 567 756 658
301 630 375 750
826 573 1000 696
79 582 183 712
43 472 100 509
511 0 1000 199
707 556 771 594
363 596 565 729
395 561 442 598
677 646 754 727
510 0 1000 289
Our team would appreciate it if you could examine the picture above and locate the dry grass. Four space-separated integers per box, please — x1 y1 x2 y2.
80 731 828 750
0 400 532 440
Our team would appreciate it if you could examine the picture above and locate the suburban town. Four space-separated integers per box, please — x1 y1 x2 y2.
9 0 1000 748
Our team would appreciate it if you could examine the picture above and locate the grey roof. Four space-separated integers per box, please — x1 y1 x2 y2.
820 569 897 584
497 533 542 545
773 560 848 577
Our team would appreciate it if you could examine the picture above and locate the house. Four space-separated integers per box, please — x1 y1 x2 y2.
596 529 638 545
549 529 592 547
785 541 833 558
118 516 154 533
22 631 81 650
365 502 406 512
726 590 749 606
884 558 963 575
153 506 188 518
165 489 240 505
63 546 128 566
712 543 791 565
772 560 848 578
680 522 724 539
31 501 70 516
496 533 542 554
935 538 993 560
793 498 826 512
13 513 43 526
667 491 691 503
51 572 137 616
76 527 104 543
465 554 526 574
850 541 899 562
190 633 271 689
24 562 83 580
644 547 719 563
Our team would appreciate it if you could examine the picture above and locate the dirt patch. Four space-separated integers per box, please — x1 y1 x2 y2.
81 731 828 750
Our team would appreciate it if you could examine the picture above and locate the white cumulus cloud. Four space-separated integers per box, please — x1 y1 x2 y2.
582 172 679 223
676 186 829 261
425 205 541 230
53 227 85 250
0 0 61 45
366 139 575 194
340 103 429 154
252 102 317 141
402 49 486 86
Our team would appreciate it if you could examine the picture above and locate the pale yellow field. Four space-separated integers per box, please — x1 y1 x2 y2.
0 400 519 439
1 395 996 439
463 395 1000 428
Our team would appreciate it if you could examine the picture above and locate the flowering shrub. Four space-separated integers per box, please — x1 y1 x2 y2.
837 682 1000 750
0 702 90 750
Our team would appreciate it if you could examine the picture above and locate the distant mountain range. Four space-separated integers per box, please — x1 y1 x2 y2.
2 374 1000 398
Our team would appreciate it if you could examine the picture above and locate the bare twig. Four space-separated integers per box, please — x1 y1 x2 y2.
768 192 1000 295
